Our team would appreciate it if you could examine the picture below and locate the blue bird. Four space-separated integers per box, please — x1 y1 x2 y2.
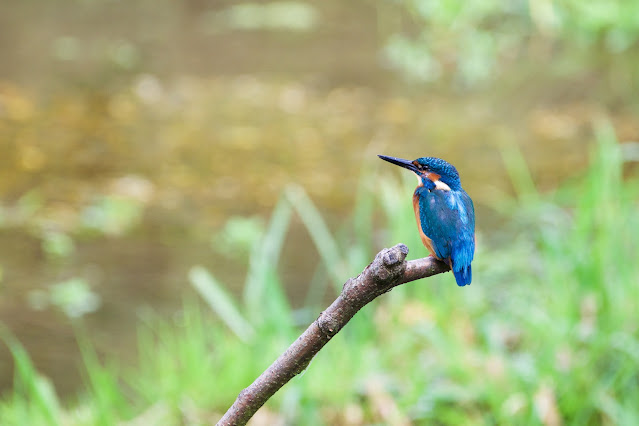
378 155 475 286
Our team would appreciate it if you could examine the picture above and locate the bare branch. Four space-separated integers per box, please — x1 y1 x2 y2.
217 244 450 425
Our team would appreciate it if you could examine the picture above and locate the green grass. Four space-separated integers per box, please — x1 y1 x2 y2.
1 124 639 424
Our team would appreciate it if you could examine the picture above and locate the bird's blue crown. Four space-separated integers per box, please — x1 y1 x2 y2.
414 157 461 189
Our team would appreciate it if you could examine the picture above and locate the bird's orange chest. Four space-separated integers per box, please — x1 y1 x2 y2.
412 192 438 258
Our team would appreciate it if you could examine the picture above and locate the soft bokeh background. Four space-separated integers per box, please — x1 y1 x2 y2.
1 1 639 424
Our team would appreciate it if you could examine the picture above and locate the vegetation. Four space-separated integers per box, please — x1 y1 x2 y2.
1 124 638 424
2 1 639 424
382 0 639 88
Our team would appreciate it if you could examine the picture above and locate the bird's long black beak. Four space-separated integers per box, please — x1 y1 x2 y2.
378 155 418 173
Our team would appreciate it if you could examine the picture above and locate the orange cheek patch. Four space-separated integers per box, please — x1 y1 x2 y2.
425 172 441 182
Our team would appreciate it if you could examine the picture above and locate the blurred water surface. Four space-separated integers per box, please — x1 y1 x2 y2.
1 0 638 396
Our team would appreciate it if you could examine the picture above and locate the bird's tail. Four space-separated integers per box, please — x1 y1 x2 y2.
452 264 472 287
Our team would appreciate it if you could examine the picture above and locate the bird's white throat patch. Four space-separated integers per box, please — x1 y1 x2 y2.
434 180 451 191
417 175 451 191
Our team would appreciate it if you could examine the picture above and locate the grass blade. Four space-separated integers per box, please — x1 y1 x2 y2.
189 266 255 341
0 326 60 425
501 143 539 203
242 195 293 320
285 184 344 290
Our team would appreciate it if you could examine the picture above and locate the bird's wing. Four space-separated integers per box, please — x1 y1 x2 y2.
415 187 475 263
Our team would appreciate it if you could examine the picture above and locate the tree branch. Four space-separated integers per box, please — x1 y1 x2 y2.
217 243 450 425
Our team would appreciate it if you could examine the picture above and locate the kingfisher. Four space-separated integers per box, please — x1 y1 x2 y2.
378 155 475 286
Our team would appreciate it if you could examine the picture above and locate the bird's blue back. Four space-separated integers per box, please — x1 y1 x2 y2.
415 186 475 286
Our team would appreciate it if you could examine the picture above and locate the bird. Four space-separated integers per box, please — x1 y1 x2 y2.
378 155 475 286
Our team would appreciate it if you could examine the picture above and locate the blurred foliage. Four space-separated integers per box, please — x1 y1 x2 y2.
382 0 639 86
0 327 61 426
80 195 144 237
2 124 638 424
206 2 319 33
1 1 639 424
28 278 101 319
41 230 75 260
212 216 265 261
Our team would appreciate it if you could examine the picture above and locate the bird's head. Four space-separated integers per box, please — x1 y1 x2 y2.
378 155 461 190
